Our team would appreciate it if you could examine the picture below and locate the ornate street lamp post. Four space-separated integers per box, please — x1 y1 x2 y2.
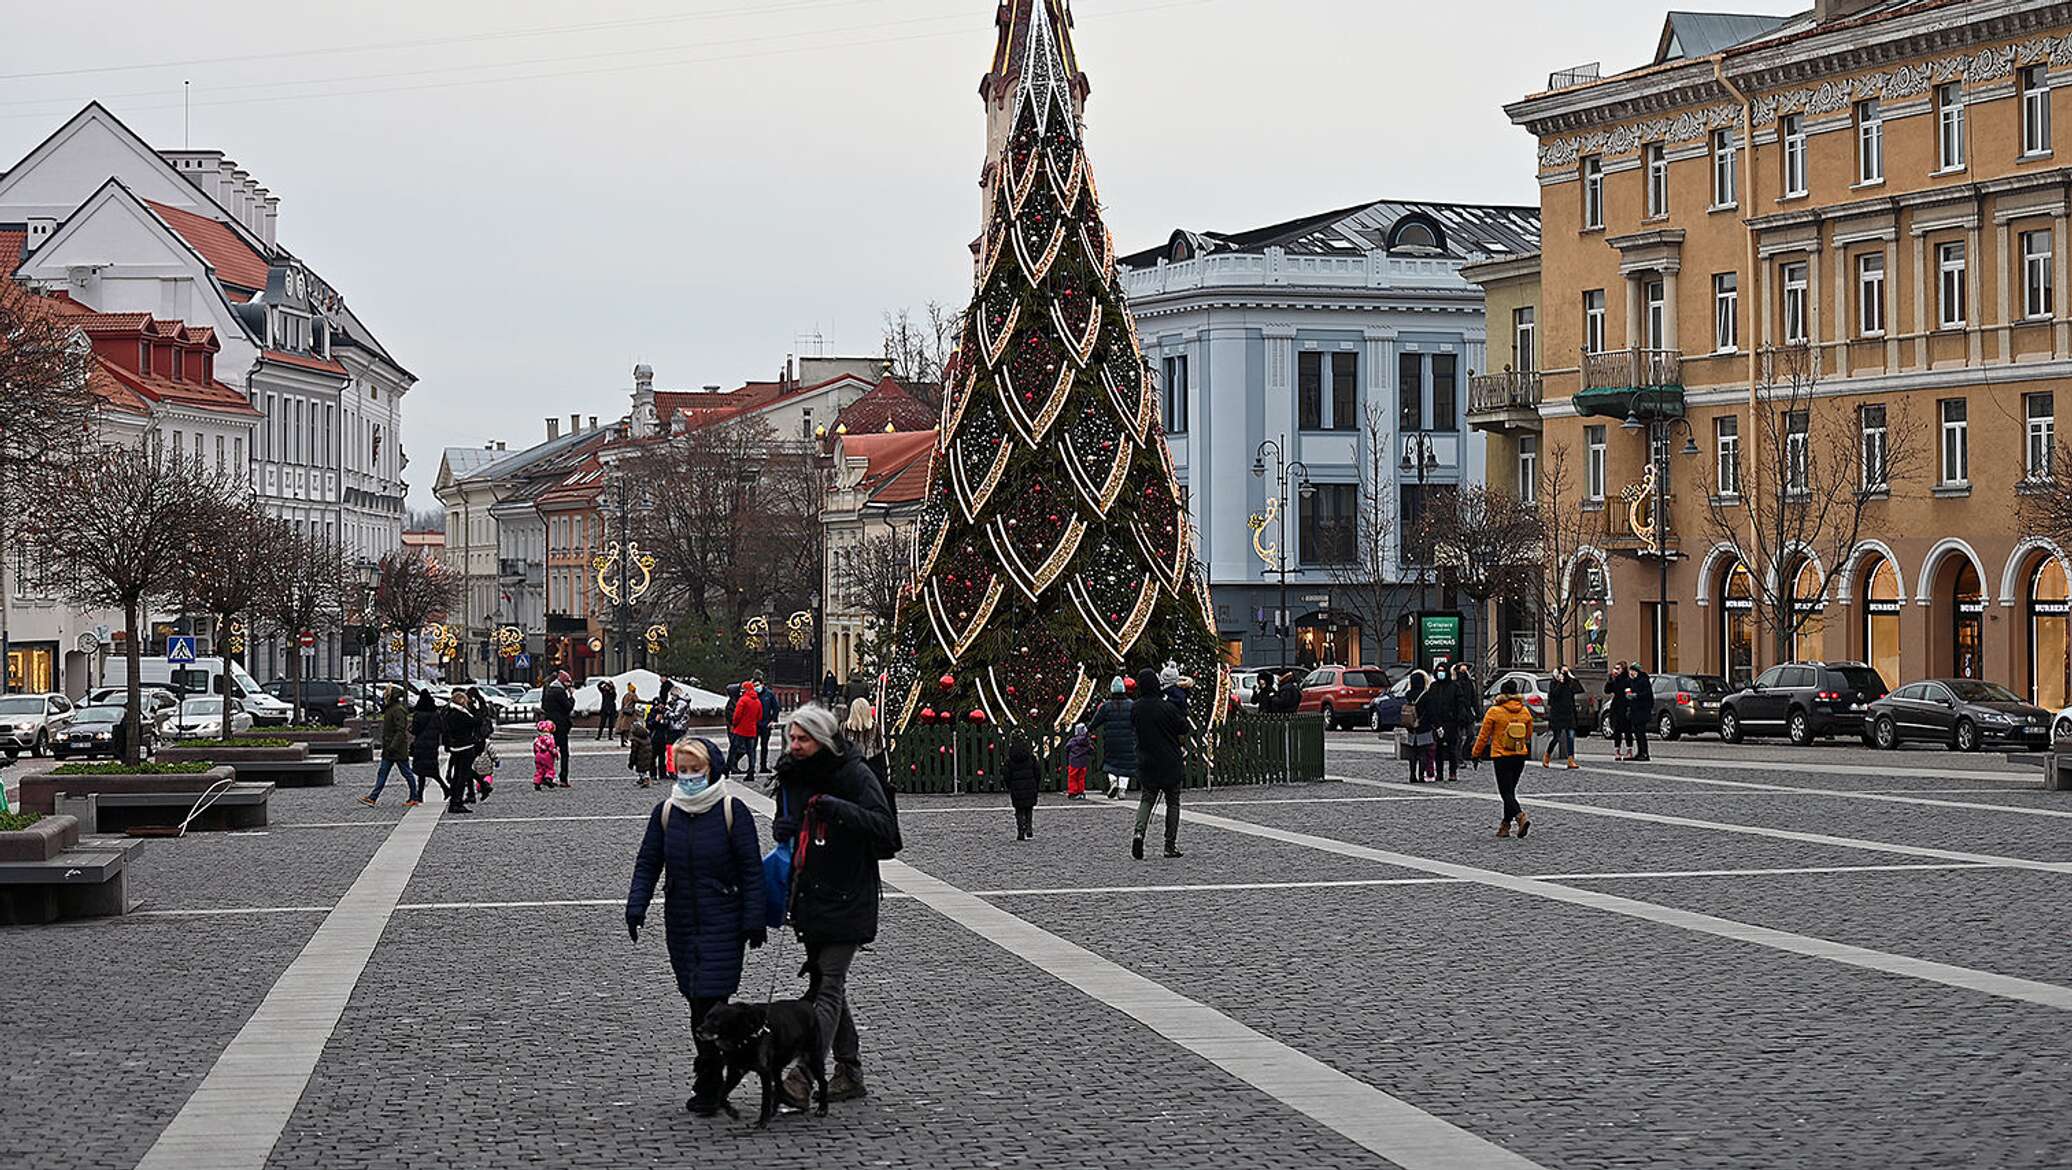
1251 436 1312 673
593 475 655 676
1621 387 1700 671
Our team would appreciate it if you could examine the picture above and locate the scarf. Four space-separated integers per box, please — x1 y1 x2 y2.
667 776 732 819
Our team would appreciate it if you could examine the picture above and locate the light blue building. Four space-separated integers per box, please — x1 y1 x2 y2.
1120 199 1541 673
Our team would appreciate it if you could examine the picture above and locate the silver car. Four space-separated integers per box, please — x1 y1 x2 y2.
169 697 255 740
0 692 78 758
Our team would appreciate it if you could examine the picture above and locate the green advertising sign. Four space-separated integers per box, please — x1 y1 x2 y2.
1418 614 1462 672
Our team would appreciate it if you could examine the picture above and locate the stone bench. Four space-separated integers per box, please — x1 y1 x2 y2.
87 784 274 832
304 738 373 764
19 766 240 814
156 744 336 788
0 814 144 923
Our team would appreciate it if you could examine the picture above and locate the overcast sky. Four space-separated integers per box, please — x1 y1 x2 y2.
1 0 1778 508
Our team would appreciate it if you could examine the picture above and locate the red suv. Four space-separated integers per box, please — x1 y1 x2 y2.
1296 666 1391 729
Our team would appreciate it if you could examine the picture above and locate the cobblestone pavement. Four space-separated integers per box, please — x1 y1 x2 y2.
4 733 2069 1168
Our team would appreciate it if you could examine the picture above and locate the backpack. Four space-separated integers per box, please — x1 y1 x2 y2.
873 770 904 860
1399 701 1421 731
1503 713 1531 750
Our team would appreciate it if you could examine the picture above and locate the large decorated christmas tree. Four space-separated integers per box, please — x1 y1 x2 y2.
881 1 1227 739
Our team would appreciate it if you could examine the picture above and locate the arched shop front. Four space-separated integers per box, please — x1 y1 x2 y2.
1860 556 1903 689
1951 560 1986 680
1720 561 1756 686
1789 560 1826 662
2027 557 2070 710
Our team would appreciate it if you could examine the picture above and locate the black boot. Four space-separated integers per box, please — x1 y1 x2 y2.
1131 836 1144 860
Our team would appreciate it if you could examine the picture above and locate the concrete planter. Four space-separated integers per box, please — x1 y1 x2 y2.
267 728 353 746
157 743 310 764
19 767 238 815
0 814 80 862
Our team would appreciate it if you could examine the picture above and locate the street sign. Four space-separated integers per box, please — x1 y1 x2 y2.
166 635 198 664
1417 614 1462 673
514 653 532 670
298 630 317 649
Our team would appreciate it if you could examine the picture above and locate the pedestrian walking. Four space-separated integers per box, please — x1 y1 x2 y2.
1403 670 1439 782
361 686 421 807
1543 666 1583 769
1064 722 1092 801
616 682 640 744
727 679 763 782
770 704 900 1109
468 688 498 800
1426 662 1468 782
1473 677 1536 838
543 670 575 784
409 689 443 801
649 677 681 762
625 736 765 1118
1130 667 1191 859
756 673 781 773
596 678 617 741
627 715 656 786
1005 734 1041 840
1094 676 1136 799
1253 672 1278 712
819 670 840 707
1623 662 1654 761
1605 662 1632 760
844 696 884 786
532 719 560 792
1451 663 1481 773
442 690 479 814
1275 670 1305 713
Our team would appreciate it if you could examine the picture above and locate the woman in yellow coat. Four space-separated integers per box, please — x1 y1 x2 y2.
1472 678 1536 838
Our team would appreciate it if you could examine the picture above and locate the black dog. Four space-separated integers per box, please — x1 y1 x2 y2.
696 999 827 1126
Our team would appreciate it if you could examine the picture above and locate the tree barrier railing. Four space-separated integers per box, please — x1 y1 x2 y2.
886 710 1327 795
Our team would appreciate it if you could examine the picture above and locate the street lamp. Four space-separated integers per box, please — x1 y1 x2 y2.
1401 431 1439 615
593 474 655 676
1621 388 1700 671
1251 437 1312 673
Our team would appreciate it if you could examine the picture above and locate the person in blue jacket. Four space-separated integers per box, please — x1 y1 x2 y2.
625 736 765 1118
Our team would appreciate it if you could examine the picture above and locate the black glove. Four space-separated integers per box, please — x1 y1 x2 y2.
626 919 641 943
744 928 767 950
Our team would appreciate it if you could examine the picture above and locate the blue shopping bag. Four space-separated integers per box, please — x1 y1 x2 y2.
762 839 792 929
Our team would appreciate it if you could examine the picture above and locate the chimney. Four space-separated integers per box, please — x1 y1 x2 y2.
588 415 598 431
569 413 581 436
633 363 654 394
260 194 279 248
546 417 561 441
229 169 252 227
25 217 56 250
703 384 721 393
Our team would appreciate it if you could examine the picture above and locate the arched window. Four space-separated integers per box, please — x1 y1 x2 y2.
1722 561 1756 685
1952 560 1984 679
1387 214 1446 256
2031 558 2069 708
1791 560 1827 661
1863 558 1901 687
1573 559 1609 666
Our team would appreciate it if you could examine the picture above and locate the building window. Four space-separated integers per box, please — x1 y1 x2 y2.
1712 129 1737 207
1856 100 1883 183
1430 353 1457 432
1585 425 1607 501
1937 82 1966 170
1581 156 1603 229
1300 350 1359 431
1333 351 1360 432
1858 252 1885 336
1518 435 1538 506
1715 414 1740 497
1162 354 1188 433
1940 397 1969 485
1782 114 1807 196
1860 404 1888 490
1583 290 1606 354
1299 351 1324 430
1645 143 1668 217
2028 391 2056 481
2023 64 2052 156
1784 410 1809 495
1513 307 1535 371
1781 261 1809 344
1938 242 1967 328
1396 351 1422 431
1297 483 1356 566
1713 272 1738 352
2024 229 2054 319
1643 279 1666 349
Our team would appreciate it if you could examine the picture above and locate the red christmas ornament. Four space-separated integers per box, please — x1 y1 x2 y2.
920 707 937 722
969 708 988 724
939 673 956 691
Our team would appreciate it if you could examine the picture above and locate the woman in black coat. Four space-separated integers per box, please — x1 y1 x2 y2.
625 737 763 1117
1129 668 1191 859
467 688 498 798
1095 678 1137 800
1544 667 1583 768
409 689 444 798
596 678 617 741
441 692 480 814
1004 735 1042 841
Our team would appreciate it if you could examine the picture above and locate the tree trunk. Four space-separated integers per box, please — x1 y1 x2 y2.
123 600 143 767
218 610 235 742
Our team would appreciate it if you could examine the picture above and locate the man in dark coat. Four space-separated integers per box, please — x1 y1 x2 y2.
542 670 575 785
595 678 617 740
409 689 444 799
1130 667 1191 859
754 673 781 773
770 704 898 1106
1094 678 1136 799
441 691 480 814
1425 663 1462 782
1624 663 1655 761
362 686 420 806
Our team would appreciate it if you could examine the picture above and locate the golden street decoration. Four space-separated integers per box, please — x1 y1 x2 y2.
743 614 770 652
786 610 814 651
645 623 669 654
593 540 656 606
495 626 525 659
1621 462 1661 556
1248 493 1281 567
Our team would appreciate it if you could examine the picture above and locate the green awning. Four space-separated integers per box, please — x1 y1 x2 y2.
1573 384 1686 421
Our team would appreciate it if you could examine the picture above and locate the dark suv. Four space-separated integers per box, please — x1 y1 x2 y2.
1645 673 1730 740
265 678 358 726
1720 661 1889 745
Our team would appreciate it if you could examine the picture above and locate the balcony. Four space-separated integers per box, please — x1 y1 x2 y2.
1575 348 1685 421
1466 369 1543 433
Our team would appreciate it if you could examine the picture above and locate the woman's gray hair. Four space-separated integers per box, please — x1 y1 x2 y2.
789 703 844 754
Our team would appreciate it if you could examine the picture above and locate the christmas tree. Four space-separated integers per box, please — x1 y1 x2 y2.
881 1 1227 739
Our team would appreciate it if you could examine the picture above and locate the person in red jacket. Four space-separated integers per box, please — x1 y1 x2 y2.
727 680 764 782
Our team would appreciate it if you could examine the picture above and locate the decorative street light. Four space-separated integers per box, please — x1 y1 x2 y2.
1621 387 1701 671
1251 436 1313 673
593 474 655 675
1401 431 1439 614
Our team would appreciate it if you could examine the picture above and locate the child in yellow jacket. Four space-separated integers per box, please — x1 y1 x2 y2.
1472 678 1536 838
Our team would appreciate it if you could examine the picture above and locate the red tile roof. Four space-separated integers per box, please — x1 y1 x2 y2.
261 349 350 377
838 429 937 505
832 376 937 436
84 357 152 415
145 200 271 293
99 359 260 416
0 229 26 270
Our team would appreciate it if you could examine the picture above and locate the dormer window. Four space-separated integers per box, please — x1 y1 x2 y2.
138 340 151 375
1386 214 1446 256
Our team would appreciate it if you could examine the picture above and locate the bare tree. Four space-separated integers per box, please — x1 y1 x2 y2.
30 441 227 763
254 529 346 723
1418 483 1543 673
845 531 912 670
1322 403 1400 662
404 505 446 533
881 301 960 404
1527 442 1600 669
1704 345 1921 664
179 490 292 724
0 278 97 692
2019 440 2072 547
371 547 459 683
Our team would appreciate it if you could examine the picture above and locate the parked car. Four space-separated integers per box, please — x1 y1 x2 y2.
265 678 358 726
1481 670 1599 733
1295 665 1391 730
86 686 182 727
54 702 156 759
1868 679 2052 752
0 693 77 758
169 696 254 740
2056 703 2072 745
1719 661 1889 745
1636 673 1731 740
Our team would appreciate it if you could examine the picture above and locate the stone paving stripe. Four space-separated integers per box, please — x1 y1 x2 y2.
1330 738 2038 784
726 790 1551 1170
1174 802 2072 1011
1332 775 2072 874
133 906 333 918
132 802 446 1170
1572 762 2072 819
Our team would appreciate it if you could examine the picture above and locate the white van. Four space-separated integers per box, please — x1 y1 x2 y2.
102 656 294 725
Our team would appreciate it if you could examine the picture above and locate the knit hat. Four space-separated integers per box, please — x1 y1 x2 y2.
789 703 843 754
1159 663 1181 688
1072 722 1087 736
1109 676 1126 696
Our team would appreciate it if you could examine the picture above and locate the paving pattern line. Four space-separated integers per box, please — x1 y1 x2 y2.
1570 762 2072 819
131 802 446 1170
728 790 1550 1170
1328 738 2038 783
1329 775 2072 874
1171 802 2072 1012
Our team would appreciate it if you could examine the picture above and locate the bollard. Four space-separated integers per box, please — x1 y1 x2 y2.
2047 753 2071 793
54 792 99 834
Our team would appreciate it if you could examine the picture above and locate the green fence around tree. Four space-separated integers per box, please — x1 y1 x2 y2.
886 710 1326 795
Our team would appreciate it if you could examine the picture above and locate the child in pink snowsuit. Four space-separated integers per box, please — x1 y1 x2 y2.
532 719 559 792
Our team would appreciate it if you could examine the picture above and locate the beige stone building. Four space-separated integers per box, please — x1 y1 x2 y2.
1494 1 2072 708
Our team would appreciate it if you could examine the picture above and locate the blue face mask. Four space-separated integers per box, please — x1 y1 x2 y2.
673 773 710 799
